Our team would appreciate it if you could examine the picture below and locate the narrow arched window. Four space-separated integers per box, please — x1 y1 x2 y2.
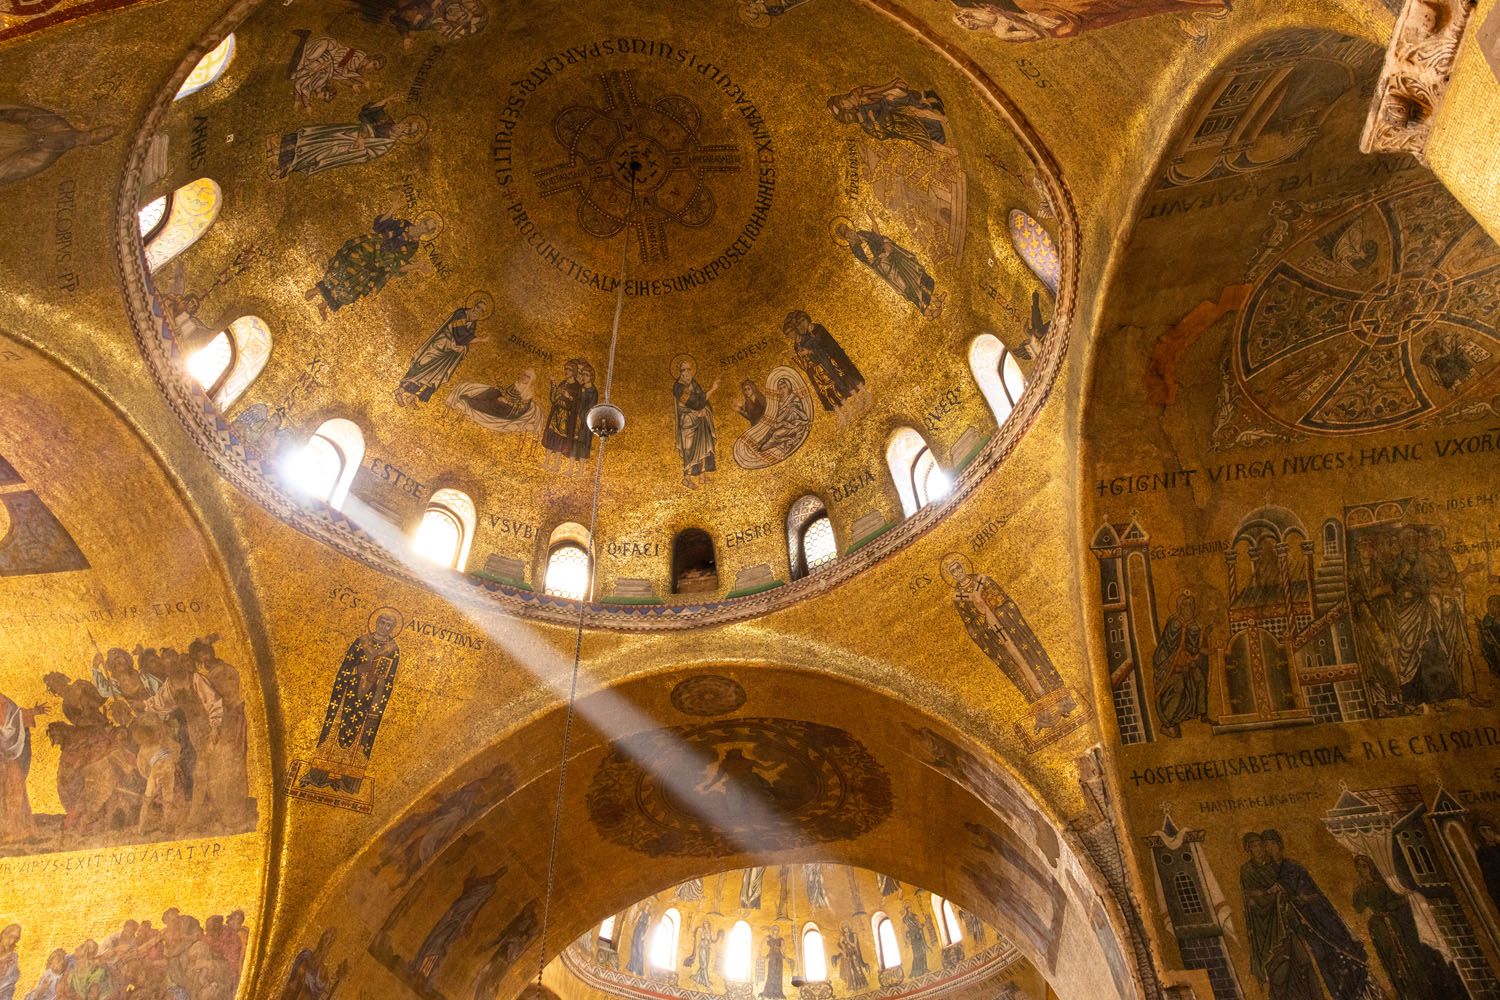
930 896 962 946
286 418 362 510
887 428 947 517
144 178 221 271
968 334 1027 427
599 915 618 945
672 528 718 595
544 522 592 600
414 488 476 570
872 914 901 970
138 195 169 243
802 924 828 982
175 34 236 100
725 920 753 982
786 494 837 581
185 315 271 409
1008 209 1060 293
649 908 681 971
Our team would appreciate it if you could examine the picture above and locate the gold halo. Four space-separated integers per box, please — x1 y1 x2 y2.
737 1 771 27
398 114 430 144
467 291 494 316
829 216 857 246
368 606 405 636
415 210 444 242
937 552 973 587
670 353 696 378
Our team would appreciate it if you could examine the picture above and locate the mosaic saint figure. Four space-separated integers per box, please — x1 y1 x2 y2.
286 31 386 108
1481 595 1500 680
761 926 786 999
947 0 1230 42
0 104 114 187
834 923 869 989
1350 854 1463 1000
281 928 343 1000
0 925 18 1000
941 553 1073 720
470 903 540 1000
22 948 68 1000
0 691 43 841
805 863 829 909
541 359 599 470
733 368 813 470
371 764 513 885
410 868 505 983
1477 820 1500 913
783 310 865 413
1389 526 1479 705
902 907 929 976
1152 590 1213 737
826 79 951 153
672 356 718 489
448 368 545 445
686 919 719 987
627 904 653 975
311 609 402 788
877 874 900 896
737 0 817 27
741 866 766 909
394 295 492 406
305 212 439 320
1420 330 1474 390
677 877 705 901
1240 830 1371 1000
833 219 943 319
348 0 489 40
273 100 427 178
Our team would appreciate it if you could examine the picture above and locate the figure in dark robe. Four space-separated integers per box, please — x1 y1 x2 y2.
877 874 901 897
834 923 869 989
1419 331 1474 390
1350 854 1462 1000
783 310 865 412
305 213 437 320
941 553 1075 729
0 104 114 187
627 904 653 975
947 0 1230 42
348 0 489 40
902 908 928 976
274 100 426 178
279 929 344 1000
395 297 491 406
672 357 718 489
541 359 599 469
410 868 505 983
833 221 942 318
305 609 401 793
471 902 539 999
761 926 786 999
1481 595 1500 680
1476 820 1500 915
1152 590 1213 737
448 368 544 446
1240 830 1371 1000
826 80 951 153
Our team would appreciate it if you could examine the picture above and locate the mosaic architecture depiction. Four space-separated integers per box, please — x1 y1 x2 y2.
1 0 1499 999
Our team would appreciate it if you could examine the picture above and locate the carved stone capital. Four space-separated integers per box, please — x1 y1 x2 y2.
1361 0 1479 161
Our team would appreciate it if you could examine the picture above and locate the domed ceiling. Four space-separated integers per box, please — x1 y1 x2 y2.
120 0 1069 627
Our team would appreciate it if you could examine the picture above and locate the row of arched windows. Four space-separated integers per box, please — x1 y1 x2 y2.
601 896 966 982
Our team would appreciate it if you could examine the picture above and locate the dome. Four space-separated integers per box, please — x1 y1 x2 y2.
119 0 1068 629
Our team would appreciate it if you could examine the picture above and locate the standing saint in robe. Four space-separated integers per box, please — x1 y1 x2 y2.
541 360 599 471
826 80 952 153
279 928 345 1000
1350 854 1463 1000
834 924 869 989
947 0 1230 42
395 295 492 406
741 867 766 910
286 32 386 108
902 908 929 976
273 99 426 178
306 609 401 793
686 919 719 987
305 211 439 320
1152 590 1213 737
805 864 829 910
833 220 943 318
1481 595 1500 680
0 104 114 187
0 691 44 843
761 926 786 999
410 868 505 983
783 311 865 413
627 904 653 975
672 356 718 490
942 553 1075 730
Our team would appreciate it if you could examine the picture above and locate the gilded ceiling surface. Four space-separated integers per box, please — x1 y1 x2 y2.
123 0 1069 624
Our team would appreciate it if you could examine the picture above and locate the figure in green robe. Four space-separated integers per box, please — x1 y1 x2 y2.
305 212 437 320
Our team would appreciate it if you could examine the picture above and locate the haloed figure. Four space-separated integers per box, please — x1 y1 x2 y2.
1152 590 1213 737
395 294 492 406
673 356 718 490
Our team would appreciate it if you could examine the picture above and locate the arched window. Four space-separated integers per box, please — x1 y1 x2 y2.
184 315 271 409
724 920 753 982
801 924 828 982
138 196 169 243
872 914 901 970
144 178 221 271
414 488 476 570
886 428 947 518
968 334 1027 427
599 915 618 945
930 895 962 946
175 34 236 100
544 522 592 600
649 908 681 971
1008 209 1060 293
786 494 837 581
672 528 718 595
285 418 363 510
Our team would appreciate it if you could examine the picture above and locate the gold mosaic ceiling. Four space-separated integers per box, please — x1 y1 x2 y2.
130 0 1064 619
